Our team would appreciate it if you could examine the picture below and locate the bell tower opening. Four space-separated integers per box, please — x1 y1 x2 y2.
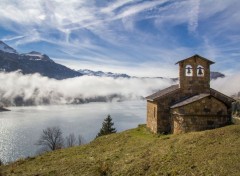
185 65 193 76
176 54 214 94
197 65 204 77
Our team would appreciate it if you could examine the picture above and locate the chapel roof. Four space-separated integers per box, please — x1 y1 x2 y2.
170 89 236 109
175 54 215 65
210 88 236 103
146 86 235 105
170 93 210 109
146 84 180 101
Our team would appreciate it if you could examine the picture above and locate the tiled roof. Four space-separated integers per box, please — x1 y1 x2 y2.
146 84 180 101
171 94 210 109
175 54 215 65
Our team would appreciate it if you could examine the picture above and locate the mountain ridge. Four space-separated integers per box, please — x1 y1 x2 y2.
78 69 225 80
0 41 17 54
0 41 82 80
0 41 226 80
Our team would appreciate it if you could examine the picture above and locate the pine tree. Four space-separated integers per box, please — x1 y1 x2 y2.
96 115 117 138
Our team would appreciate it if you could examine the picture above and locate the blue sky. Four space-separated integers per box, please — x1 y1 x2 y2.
0 0 240 77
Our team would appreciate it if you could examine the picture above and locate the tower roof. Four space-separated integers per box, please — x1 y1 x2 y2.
175 54 215 65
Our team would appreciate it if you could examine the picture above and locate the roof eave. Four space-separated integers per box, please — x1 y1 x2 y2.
146 98 154 101
210 88 236 102
175 54 215 65
170 94 210 109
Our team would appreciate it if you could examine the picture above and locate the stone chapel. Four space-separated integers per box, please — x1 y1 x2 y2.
146 54 235 134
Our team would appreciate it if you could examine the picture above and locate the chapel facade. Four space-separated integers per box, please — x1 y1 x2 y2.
146 54 235 134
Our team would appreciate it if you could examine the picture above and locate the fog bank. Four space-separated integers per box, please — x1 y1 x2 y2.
211 72 240 96
0 71 173 106
0 71 239 106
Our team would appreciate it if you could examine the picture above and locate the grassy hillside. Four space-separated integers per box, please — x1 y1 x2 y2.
1 119 240 176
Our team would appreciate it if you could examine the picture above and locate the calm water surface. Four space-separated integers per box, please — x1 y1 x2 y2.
0 100 146 163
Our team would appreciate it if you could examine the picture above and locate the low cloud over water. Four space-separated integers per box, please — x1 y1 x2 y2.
0 71 239 106
0 71 173 106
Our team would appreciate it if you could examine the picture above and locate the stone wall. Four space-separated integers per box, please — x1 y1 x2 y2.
171 96 230 134
146 56 233 134
155 89 182 133
147 88 199 134
148 89 193 134
147 101 158 133
179 56 211 94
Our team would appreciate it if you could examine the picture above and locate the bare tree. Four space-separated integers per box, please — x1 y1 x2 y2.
36 126 64 151
65 133 76 147
77 134 84 145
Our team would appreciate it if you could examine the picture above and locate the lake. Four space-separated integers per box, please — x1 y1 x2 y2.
0 100 146 163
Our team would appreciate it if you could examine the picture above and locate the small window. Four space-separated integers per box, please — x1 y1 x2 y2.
153 107 156 118
197 65 204 77
185 65 193 76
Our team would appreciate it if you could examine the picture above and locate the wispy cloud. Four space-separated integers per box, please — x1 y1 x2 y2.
0 0 239 75
1 35 25 42
101 0 134 14
188 0 200 33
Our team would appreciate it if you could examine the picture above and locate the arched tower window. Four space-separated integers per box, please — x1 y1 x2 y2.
197 65 204 77
185 65 193 76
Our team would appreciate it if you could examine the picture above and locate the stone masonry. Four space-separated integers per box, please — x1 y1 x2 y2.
146 54 235 134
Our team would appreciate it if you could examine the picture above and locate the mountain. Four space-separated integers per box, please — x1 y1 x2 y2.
0 41 82 80
0 41 226 81
210 71 225 80
78 69 131 78
78 69 225 80
1 121 240 175
0 41 17 54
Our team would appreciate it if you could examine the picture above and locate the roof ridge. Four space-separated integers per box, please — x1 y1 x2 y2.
171 93 210 109
146 84 180 101
176 54 215 65
210 88 236 102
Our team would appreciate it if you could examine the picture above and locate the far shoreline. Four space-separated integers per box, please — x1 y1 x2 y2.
0 107 11 112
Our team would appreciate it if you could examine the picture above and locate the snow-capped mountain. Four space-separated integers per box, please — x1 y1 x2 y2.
0 41 226 81
78 69 225 80
0 41 17 54
78 69 131 78
20 51 54 62
210 71 225 80
0 41 82 79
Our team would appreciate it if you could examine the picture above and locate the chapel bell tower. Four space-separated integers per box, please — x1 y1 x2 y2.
176 54 215 94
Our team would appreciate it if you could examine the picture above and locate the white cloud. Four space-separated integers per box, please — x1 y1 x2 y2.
0 71 238 106
0 0 239 76
1 35 25 42
0 71 174 106
188 0 200 33
101 0 134 14
211 73 240 96
115 0 168 19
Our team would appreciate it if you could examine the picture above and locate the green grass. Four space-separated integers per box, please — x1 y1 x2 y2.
1 120 240 176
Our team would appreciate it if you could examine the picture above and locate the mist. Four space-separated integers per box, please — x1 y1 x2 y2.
0 71 239 106
0 71 174 106
211 72 240 96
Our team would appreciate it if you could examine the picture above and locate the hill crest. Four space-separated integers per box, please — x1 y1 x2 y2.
1 120 240 175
